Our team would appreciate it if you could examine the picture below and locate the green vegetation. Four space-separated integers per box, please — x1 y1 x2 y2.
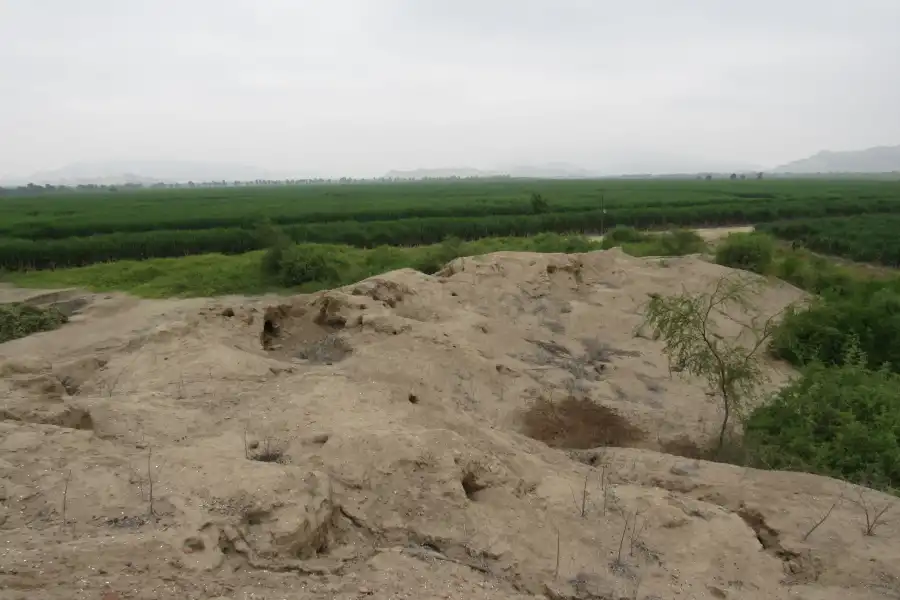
714 232 775 274
2 178 899 270
710 231 900 373
0 303 68 343
640 274 777 455
759 214 900 267
601 227 707 257
746 343 900 491
770 285 900 373
6 233 602 298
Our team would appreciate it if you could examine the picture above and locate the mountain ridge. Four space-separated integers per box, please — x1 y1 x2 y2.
773 144 900 173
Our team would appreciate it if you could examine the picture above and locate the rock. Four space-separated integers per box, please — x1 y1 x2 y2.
670 461 701 477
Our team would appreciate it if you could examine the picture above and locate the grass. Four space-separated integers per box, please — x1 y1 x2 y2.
5 252 273 298
4 234 604 298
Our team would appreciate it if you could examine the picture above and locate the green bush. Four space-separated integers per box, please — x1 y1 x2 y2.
276 244 348 286
715 232 775 274
0 303 68 343
257 221 293 276
601 226 650 248
771 288 900 372
655 229 707 256
745 343 900 490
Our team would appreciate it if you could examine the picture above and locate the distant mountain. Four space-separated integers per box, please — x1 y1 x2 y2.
3 160 280 186
502 162 597 178
774 145 900 174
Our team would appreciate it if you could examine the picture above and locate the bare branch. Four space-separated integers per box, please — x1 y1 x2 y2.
849 487 893 536
61 469 72 529
802 490 844 541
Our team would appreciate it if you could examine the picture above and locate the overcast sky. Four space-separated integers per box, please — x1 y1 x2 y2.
2 0 899 178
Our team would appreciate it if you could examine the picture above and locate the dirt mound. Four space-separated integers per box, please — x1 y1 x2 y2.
2 249 898 600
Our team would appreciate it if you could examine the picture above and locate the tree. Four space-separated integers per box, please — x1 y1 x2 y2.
530 193 550 214
639 275 784 454
729 173 737 180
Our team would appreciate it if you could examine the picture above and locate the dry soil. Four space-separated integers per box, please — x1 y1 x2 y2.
1 249 898 600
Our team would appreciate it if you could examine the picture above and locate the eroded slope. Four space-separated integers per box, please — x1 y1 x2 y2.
1 250 897 600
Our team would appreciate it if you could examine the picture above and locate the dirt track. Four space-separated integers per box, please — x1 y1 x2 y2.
2 249 898 600
589 225 755 244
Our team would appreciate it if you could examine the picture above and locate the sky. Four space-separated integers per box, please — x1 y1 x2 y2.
2 0 900 179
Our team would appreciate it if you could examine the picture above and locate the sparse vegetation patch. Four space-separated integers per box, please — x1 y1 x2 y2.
0 302 68 343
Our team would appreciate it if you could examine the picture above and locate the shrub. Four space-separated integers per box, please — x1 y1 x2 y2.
275 244 347 286
601 226 650 248
411 236 464 274
0 303 68 343
771 288 900 372
745 342 900 490
654 229 707 256
715 232 775 274
257 221 293 276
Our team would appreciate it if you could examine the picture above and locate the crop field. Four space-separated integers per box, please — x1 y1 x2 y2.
1 178 898 271
760 213 900 267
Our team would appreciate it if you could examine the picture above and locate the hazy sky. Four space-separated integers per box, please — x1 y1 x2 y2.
2 0 899 178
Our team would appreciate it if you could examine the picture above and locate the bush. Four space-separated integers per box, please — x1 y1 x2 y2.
257 221 293 276
601 226 650 248
715 232 775 274
0 303 68 343
771 288 900 372
411 236 465 274
655 229 707 256
745 343 900 490
275 244 348 286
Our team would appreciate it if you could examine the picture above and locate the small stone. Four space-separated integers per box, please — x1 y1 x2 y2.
221 308 235 318
670 462 701 477
708 585 728 598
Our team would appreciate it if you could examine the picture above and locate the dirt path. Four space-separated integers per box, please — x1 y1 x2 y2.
589 225 755 243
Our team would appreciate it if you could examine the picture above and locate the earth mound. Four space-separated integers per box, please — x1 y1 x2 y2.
1 249 897 600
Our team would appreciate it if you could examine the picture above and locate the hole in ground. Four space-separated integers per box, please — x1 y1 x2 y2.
521 396 643 449
461 471 488 501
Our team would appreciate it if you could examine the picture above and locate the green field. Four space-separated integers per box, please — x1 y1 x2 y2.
1 178 899 270
759 214 900 267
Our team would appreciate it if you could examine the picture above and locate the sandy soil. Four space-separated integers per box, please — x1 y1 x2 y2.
1 249 898 600
589 225 756 244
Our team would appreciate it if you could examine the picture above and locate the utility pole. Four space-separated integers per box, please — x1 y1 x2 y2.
600 192 606 236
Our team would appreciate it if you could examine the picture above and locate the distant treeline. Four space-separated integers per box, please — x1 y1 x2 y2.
4 194 900 270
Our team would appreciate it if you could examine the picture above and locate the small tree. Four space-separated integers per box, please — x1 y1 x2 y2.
530 193 550 214
639 275 783 455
